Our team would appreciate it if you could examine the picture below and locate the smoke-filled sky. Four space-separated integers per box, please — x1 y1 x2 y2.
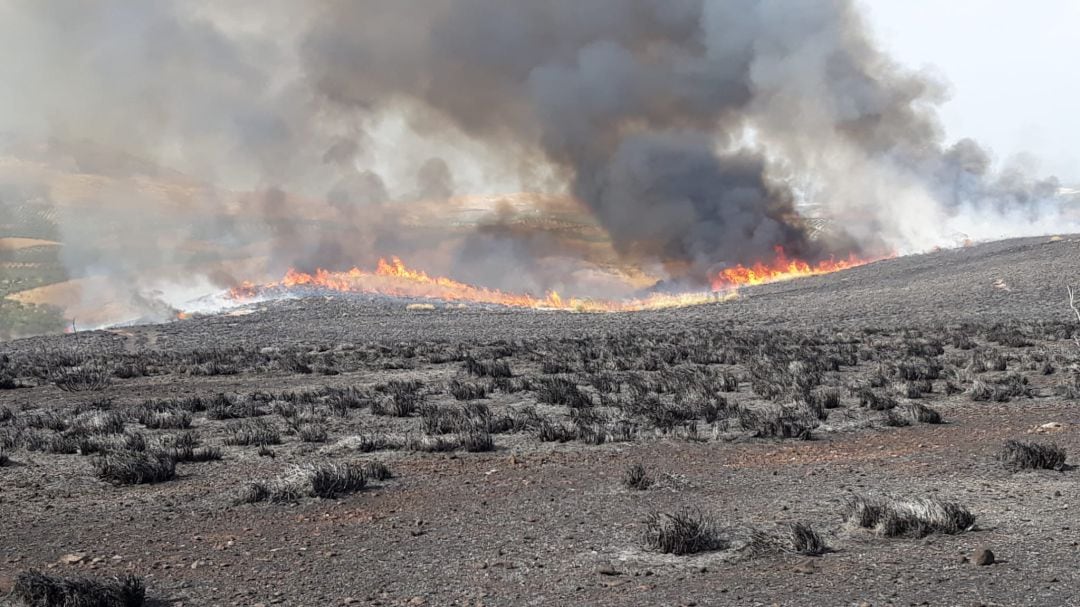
866 0 1080 184
0 0 1075 324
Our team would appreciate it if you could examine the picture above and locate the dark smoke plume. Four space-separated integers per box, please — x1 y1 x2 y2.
0 0 1072 328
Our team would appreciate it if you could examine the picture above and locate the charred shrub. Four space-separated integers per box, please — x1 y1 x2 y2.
740 406 817 440
131 403 191 430
809 387 842 410
534 377 592 408
449 379 489 401
93 451 177 485
622 463 652 490
310 463 367 498
52 364 111 392
464 357 512 378
298 423 329 443
223 419 281 446
997 440 1067 471
371 380 424 417
896 403 943 425
842 495 975 538
642 509 727 555
748 522 827 556
12 569 146 607
857 389 897 411
165 433 222 463
237 463 367 504
363 460 393 481
206 394 260 420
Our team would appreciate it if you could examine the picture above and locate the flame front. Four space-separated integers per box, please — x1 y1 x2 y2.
230 256 730 312
229 249 885 314
710 246 888 290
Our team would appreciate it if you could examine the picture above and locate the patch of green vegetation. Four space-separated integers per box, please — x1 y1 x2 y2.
0 299 66 340
0 263 68 297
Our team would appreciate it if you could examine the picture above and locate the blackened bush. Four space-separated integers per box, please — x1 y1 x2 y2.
235 481 271 504
298 423 329 443
0 405 13 423
534 420 578 443
809 387 842 410
449 379 489 401
206 394 260 420
93 451 176 485
719 372 739 392
113 360 150 379
541 359 575 374
998 440 1067 471
741 406 817 440
0 448 9 467
622 463 652 490
20 410 70 432
223 419 281 446
461 429 495 452
371 380 424 417
52 365 111 392
132 403 191 430
857 389 897 411
420 403 495 435
898 403 943 424
534 377 592 408
73 411 126 435
237 463 368 504
588 372 620 394
893 381 923 399
464 357 512 378
748 522 827 556
12 569 145 607
163 432 221 462
173 445 222 463
23 430 80 454
842 495 975 538
310 463 366 498
352 432 403 453
363 460 393 481
642 509 727 555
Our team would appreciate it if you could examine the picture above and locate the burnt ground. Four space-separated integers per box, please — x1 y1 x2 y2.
1 234 1079 606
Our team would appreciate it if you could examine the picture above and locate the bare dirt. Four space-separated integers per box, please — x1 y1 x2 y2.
1 235 1079 607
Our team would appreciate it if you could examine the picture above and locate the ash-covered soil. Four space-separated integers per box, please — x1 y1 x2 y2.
1 235 1079 607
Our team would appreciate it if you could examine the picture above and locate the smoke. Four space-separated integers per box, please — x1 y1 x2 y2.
0 0 1073 327
298 0 1072 274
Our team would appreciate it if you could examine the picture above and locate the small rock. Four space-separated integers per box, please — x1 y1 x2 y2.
793 559 817 574
59 554 85 565
974 548 995 566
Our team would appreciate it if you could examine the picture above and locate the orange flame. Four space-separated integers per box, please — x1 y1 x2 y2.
228 249 885 313
710 246 888 290
230 256 732 312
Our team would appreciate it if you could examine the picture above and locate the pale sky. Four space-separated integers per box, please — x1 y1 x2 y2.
864 0 1080 184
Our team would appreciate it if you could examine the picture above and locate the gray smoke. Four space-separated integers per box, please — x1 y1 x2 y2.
0 0 1072 324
